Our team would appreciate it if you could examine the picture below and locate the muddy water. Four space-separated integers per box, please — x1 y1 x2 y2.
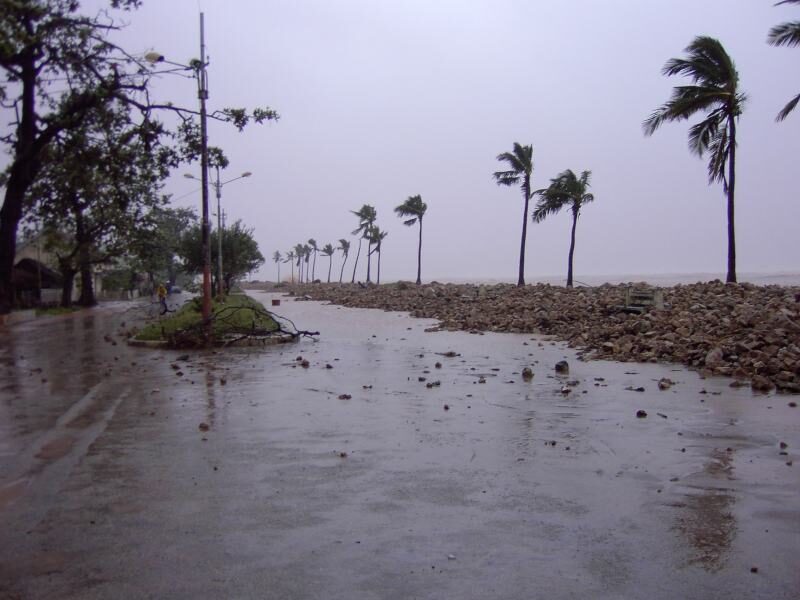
0 293 798 599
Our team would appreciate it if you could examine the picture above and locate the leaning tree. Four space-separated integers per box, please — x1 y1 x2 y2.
493 143 535 287
532 170 595 288
394 194 427 285
644 36 746 283
768 0 800 121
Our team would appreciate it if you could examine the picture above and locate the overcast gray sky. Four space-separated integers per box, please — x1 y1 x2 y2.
105 0 798 283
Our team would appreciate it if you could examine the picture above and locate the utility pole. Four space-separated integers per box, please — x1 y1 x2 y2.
198 12 212 336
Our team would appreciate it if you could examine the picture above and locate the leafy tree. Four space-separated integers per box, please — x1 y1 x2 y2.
493 143 534 287
394 194 427 285
367 225 388 285
644 36 746 283
27 99 170 306
272 250 282 282
321 243 335 283
284 249 296 283
0 0 278 313
179 220 264 293
532 170 595 288
307 238 318 281
130 207 197 290
337 238 350 283
768 0 800 121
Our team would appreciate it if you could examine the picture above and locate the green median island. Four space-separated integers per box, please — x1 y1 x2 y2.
133 293 294 348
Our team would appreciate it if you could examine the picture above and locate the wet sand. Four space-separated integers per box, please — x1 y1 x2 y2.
0 293 798 599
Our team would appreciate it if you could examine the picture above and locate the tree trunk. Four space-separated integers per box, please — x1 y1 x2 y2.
517 178 530 287
377 250 381 285
366 241 372 283
351 238 362 283
58 257 76 308
327 257 332 283
77 241 97 306
566 209 578 288
416 218 423 285
0 50 39 315
726 114 737 284
290 262 294 284
339 253 347 283
312 251 317 281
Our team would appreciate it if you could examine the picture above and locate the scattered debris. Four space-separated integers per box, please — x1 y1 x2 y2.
198 422 209 431
626 386 646 392
338 394 352 400
521 367 534 381
658 378 673 390
636 410 648 418
555 360 569 374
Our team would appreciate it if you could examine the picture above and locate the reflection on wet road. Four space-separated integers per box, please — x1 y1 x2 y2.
0 294 798 599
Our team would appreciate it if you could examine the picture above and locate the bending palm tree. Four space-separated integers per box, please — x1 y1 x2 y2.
284 250 296 284
293 243 305 283
308 239 318 281
338 238 350 283
493 143 534 287
273 251 282 282
394 194 427 285
303 244 312 283
367 226 388 285
321 243 335 283
532 170 594 288
350 204 376 283
644 36 746 284
768 0 800 121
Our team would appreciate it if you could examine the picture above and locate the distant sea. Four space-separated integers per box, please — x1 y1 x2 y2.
430 272 800 287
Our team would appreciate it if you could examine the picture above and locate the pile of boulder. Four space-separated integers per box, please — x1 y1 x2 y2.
283 281 800 393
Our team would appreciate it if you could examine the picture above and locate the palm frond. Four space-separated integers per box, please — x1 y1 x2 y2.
687 112 722 156
532 194 567 223
777 92 800 121
768 20 800 46
706 128 730 189
403 218 417 226
492 170 521 186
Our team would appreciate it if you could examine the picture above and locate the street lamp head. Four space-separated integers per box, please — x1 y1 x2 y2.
241 172 252 178
144 51 165 64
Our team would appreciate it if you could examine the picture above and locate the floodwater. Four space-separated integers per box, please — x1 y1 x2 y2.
0 292 798 599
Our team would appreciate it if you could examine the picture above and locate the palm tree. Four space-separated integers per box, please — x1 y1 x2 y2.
768 0 800 121
293 243 305 283
337 238 350 283
284 250 296 283
394 194 427 285
367 225 388 285
493 143 534 287
644 36 746 283
321 243 335 283
532 170 594 288
303 243 312 282
272 250 282 282
350 204 376 283
307 238 318 281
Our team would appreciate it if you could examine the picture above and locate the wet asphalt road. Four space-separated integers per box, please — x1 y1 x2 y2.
0 292 798 599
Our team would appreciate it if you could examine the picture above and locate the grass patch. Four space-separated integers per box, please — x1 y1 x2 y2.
36 306 79 317
135 293 279 344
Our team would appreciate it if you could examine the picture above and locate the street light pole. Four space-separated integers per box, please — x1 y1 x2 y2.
185 169 252 299
215 165 223 298
197 12 212 333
